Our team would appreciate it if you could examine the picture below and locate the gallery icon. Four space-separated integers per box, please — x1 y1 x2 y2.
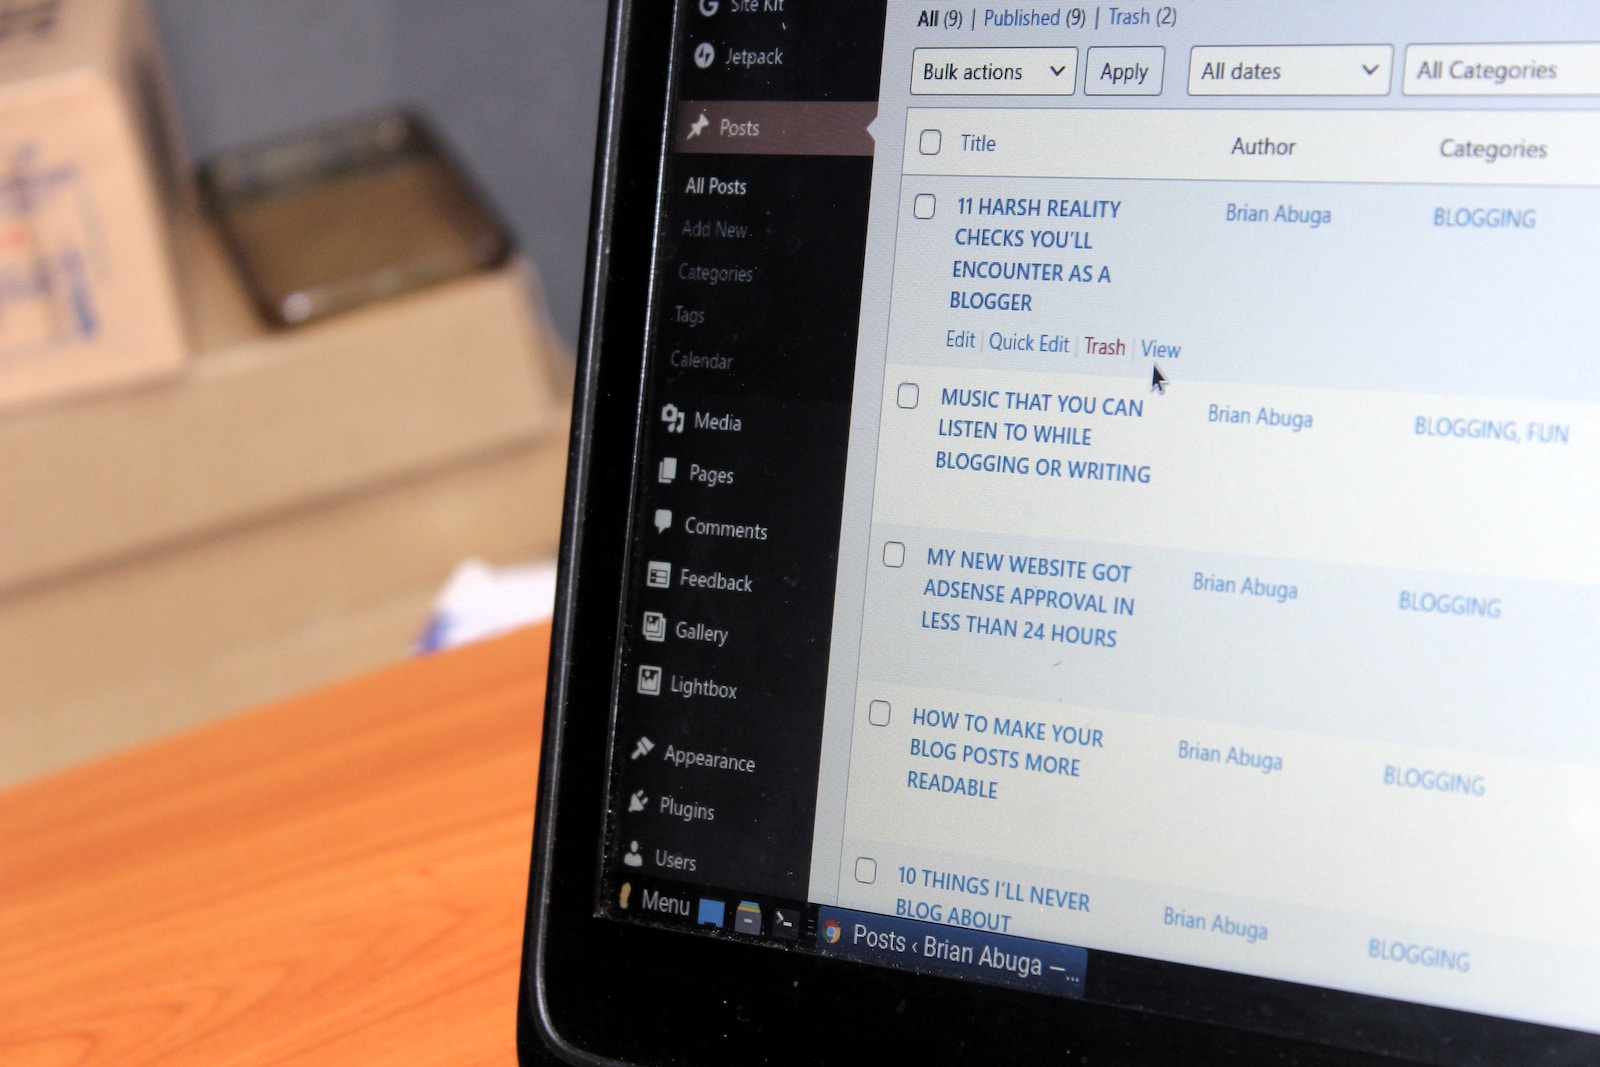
623 841 644 868
642 611 667 642
637 664 663 696
821 918 842 943
646 560 672 588
658 456 678 483
661 403 685 433
629 789 649 812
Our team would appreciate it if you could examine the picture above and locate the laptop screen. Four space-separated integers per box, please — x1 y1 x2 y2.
598 0 1599 1048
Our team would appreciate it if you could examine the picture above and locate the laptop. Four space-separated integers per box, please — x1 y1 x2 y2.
519 2 1600 1062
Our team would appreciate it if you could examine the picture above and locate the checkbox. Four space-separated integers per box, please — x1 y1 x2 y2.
868 700 891 727
882 541 905 567
919 129 942 155
896 382 919 409
913 193 936 219
855 857 878 884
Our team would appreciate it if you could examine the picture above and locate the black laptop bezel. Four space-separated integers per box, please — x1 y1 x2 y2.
516 3 1600 1064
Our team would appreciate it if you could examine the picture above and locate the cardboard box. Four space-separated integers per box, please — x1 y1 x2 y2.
0 216 574 784
0 237 569 594
0 441 568 786
0 0 190 410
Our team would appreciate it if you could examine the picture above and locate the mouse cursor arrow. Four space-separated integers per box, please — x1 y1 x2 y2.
1151 365 1168 394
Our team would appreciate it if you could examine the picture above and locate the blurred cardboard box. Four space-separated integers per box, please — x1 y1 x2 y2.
0 228 567 592
0 0 190 410
0 440 567 786
0 222 573 785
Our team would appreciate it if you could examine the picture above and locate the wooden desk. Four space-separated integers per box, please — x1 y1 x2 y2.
0 625 549 1066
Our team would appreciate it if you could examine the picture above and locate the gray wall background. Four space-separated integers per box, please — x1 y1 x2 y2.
150 0 611 349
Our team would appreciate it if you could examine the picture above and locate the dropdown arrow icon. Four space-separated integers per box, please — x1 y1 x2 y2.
1362 63 1379 75
1050 65 1066 76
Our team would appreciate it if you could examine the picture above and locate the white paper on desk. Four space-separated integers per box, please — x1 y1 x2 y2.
416 558 557 654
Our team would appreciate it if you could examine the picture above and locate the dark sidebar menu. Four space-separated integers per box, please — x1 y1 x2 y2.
603 0 887 927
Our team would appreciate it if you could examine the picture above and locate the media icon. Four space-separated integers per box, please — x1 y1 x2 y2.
693 42 716 69
658 457 678 483
629 789 649 812
661 403 685 433
735 901 763 936
642 611 667 642
637 664 663 696
631 736 655 760
654 508 673 533
646 560 671 588
623 840 644 868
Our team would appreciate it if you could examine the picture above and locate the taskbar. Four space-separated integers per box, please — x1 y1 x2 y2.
601 872 1589 1063
602 872 1087 998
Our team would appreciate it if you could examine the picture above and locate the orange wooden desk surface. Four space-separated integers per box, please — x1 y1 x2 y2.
0 625 550 1067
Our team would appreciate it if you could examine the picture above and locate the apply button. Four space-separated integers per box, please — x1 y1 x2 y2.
1085 46 1166 96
